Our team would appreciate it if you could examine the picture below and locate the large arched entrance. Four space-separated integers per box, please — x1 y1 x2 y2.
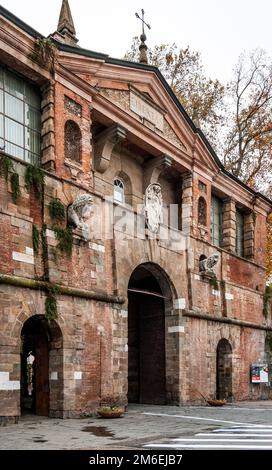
128 263 174 405
20 316 63 416
216 338 232 400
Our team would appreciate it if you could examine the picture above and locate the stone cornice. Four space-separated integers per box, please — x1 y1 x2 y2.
183 310 272 331
0 275 125 304
55 64 98 101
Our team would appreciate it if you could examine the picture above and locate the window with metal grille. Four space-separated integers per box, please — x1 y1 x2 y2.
114 178 124 204
0 67 41 165
236 209 244 257
64 120 81 162
198 196 207 226
211 195 223 247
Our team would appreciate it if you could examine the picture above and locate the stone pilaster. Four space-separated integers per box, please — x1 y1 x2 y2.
221 198 236 253
41 83 56 171
244 211 255 260
181 172 193 236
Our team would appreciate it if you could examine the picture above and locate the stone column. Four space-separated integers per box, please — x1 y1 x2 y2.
221 198 236 253
244 211 255 260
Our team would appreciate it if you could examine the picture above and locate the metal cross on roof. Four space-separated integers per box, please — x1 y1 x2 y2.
135 9 151 37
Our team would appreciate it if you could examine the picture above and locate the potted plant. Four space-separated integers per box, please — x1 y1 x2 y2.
97 395 126 418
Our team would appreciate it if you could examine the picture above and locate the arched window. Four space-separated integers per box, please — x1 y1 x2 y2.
64 120 81 162
198 196 207 226
114 178 124 204
199 254 207 272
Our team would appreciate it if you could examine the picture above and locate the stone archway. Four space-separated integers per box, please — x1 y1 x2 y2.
216 338 232 401
127 262 175 405
20 316 63 417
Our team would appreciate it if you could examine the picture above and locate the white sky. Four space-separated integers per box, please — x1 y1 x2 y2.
1 0 272 82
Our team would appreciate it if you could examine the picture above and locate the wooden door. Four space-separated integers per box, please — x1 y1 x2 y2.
139 296 166 405
35 334 49 416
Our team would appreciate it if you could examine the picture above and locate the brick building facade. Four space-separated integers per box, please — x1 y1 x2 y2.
0 1 271 423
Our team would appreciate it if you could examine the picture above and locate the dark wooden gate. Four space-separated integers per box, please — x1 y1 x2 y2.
35 332 49 416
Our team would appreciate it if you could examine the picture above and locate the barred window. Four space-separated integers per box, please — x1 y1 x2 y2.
64 120 82 163
0 67 41 165
198 196 207 226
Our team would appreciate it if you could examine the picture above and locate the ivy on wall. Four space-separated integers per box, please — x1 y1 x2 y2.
0 154 21 203
32 225 40 253
49 198 66 222
263 284 272 317
45 285 60 323
25 164 44 200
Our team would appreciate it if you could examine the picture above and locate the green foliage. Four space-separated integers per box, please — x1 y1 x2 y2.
49 199 66 222
45 284 60 323
45 294 57 323
29 38 57 72
53 226 73 257
266 332 272 352
32 225 40 253
0 154 14 180
41 224 49 281
10 172 21 204
25 165 44 200
210 276 219 290
0 155 21 203
263 284 272 317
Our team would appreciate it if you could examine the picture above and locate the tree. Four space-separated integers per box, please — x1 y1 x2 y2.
124 39 225 147
223 50 272 191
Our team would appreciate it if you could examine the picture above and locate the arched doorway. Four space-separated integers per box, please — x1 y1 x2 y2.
128 263 174 405
216 338 232 400
20 316 63 416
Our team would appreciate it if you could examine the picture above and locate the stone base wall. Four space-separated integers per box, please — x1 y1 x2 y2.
185 316 272 403
0 284 127 419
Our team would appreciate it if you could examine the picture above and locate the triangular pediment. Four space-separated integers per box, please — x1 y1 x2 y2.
89 79 187 152
58 53 223 172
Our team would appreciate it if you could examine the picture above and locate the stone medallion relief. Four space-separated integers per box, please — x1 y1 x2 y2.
144 183 163 233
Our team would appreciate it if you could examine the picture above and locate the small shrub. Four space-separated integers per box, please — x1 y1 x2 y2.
210 276 219 290
29 38 57 72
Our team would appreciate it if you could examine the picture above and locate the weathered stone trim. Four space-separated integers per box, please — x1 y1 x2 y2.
190 234 267 270
0 275 125 304
183 310 272 331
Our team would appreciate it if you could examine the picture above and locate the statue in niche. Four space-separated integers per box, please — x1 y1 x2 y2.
68 194 94 241
199 253 219 277
144 183 163 233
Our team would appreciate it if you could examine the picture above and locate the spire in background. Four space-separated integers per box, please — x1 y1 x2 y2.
54 0 78 45
135 9 151 64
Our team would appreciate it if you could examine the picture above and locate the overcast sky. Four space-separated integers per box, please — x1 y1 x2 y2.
1 0 272 82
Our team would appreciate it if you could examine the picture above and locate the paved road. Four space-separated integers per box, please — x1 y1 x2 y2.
0 402 272 450
145 423 272 450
